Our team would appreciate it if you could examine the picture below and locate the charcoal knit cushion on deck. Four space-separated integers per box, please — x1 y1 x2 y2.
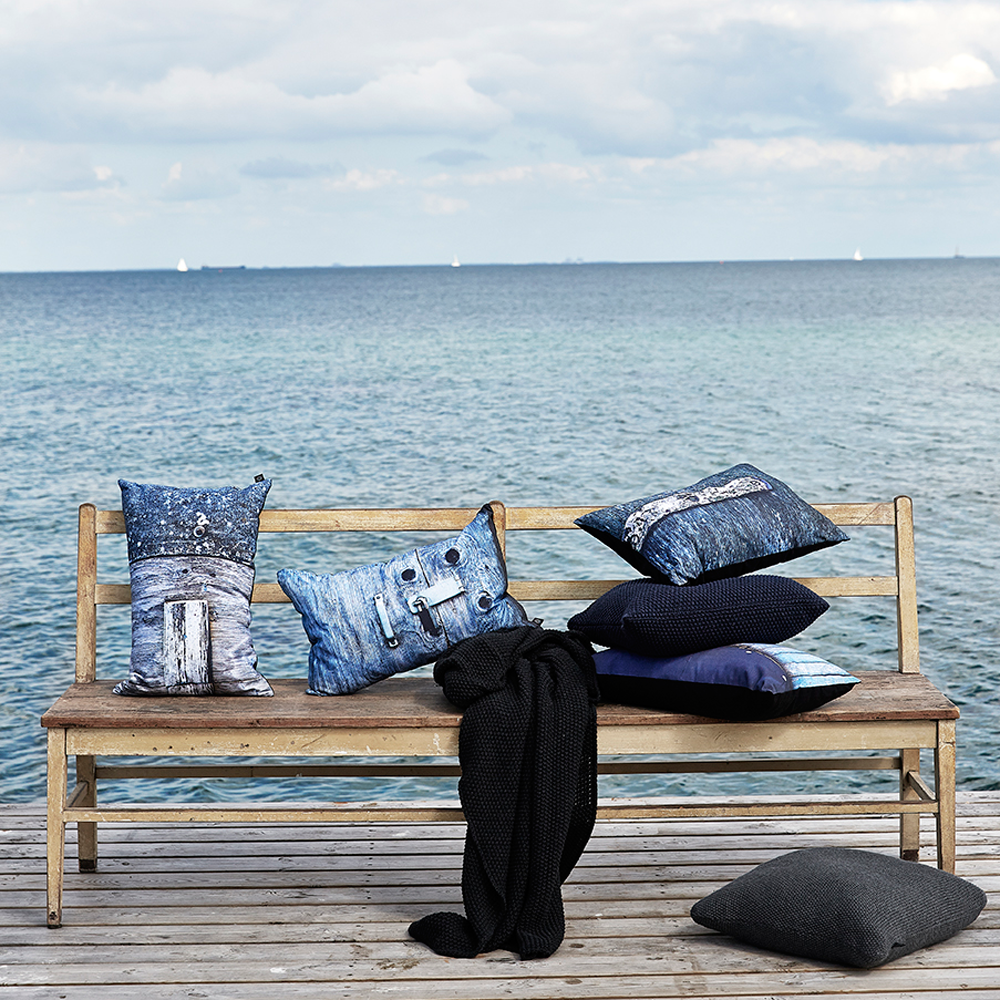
408 625 599 960
690 847 987 968
567 575 829 657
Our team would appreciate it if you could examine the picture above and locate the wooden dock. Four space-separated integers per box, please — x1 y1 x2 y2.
3 794 998 998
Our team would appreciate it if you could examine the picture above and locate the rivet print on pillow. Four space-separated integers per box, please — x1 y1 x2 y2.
278 504 529 695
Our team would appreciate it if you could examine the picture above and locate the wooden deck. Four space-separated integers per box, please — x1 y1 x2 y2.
2 793 999 999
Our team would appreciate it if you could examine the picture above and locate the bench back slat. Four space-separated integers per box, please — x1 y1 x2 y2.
75 497 919 684
894 495 920 673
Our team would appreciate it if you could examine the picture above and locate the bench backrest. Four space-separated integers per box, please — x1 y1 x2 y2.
74 497 919 684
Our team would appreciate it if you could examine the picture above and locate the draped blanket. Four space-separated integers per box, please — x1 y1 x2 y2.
408 626 599 959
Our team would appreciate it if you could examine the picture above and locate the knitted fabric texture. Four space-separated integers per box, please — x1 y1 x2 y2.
568 575 829 657
408 626 599 959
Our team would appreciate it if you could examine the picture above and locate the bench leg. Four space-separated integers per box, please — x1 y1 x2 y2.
46 729 68 928
899 747 921 861
935 719 957 873
75 755 98 872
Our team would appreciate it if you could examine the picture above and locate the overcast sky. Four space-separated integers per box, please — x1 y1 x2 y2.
3 0 1000 270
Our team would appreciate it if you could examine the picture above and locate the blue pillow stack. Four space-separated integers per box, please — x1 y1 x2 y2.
569 466 857 719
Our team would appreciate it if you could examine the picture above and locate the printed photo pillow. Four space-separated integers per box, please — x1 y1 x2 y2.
568 576 829 657
114 477 274 696
594 643 858 720
575 464 849 585
278 504 529 695
691 847 987 968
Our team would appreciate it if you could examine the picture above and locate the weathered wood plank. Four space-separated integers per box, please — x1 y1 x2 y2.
4 939 998 983
162 599 210 690
42 672 960 730
7 989 1000 1000
6 964 1000 992
6 800 997 997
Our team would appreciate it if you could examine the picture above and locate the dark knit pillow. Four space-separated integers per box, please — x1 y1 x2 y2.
690 847 987 968
568 576 828 657
575 464 849 585
594 644 858 720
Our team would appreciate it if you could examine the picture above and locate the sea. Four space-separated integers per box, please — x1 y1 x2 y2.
2 258 999 805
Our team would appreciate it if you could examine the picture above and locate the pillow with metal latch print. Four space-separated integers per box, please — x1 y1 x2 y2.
277 504 529 695
114 477 274 697
574 464 849 586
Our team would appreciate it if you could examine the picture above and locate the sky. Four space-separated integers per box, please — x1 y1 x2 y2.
2 0 1000 271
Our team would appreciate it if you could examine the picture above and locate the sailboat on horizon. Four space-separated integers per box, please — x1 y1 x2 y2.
853 248 863 262
176 258 189 272
451 255 461 268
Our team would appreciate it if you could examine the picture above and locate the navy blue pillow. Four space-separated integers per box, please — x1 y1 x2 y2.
691 847 987 968
594 644 858 720
575 465 849 585
568 576 828 657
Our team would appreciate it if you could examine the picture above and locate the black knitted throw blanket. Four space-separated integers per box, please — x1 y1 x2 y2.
408 625 599 960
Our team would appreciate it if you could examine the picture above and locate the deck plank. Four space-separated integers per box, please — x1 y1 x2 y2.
2 795 998 998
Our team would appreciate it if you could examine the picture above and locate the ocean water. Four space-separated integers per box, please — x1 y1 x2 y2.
2 259 999 804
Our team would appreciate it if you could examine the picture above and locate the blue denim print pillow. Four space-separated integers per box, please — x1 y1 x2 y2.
114 478 274 697
594 643 858 720
575 465 849 585
278 505 529 695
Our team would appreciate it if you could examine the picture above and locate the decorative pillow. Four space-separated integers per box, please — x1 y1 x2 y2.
113 478 274 697
278 504 529 695
690 847 987 968
574 464 849 585
594 644 858 720
568 576 829 657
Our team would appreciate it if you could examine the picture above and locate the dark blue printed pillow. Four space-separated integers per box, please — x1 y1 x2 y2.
279 504 529 695
594 644 858 720
114 478 273 697
568 576 829 657
575 465 849 585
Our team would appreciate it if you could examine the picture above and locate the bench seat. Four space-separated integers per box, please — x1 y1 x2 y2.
44 671 957 731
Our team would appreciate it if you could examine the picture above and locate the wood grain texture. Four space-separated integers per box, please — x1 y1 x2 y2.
6 797 998 997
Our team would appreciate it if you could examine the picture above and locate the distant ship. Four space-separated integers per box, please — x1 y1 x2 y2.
201 265 247 271
853 248 863 261
451 255 461 268
176 258 188 272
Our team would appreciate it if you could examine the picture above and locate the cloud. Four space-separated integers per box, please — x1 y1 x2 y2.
5 1 1000 155
422 193 469 214
161 161 239 201
57 60 509 142
668 138 894 176
239 157 342 179
624 136 1000 189
453 162 599 186
422 149 489 166
323 168 401 192
0 141 119 194
885 54 996 105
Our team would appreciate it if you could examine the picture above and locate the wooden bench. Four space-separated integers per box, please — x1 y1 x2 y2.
42 497 959 927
